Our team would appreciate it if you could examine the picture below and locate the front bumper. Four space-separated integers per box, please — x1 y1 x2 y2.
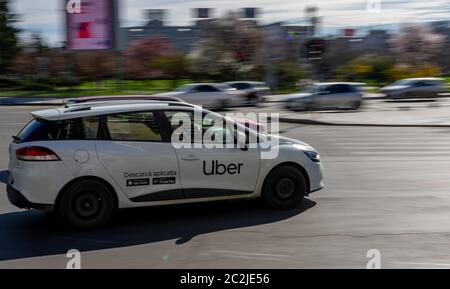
7 184 53 211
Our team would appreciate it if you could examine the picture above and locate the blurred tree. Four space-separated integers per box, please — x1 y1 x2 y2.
276 59 306 89
334 55 395 84
387 64 441 80
151 53 187 88
188 13 263 81
75 51 117 83
124 37 174 79
0 0 20 74
10 33 50 79
390 25 445 68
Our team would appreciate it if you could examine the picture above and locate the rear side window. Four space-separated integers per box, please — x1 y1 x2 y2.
231 83 251 90
17 117 100 143
327 84 352 94
106 112 163 142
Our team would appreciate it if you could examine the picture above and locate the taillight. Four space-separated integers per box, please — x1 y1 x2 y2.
16 146 61 162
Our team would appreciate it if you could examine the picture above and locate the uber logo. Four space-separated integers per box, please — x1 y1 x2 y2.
203 160 243 176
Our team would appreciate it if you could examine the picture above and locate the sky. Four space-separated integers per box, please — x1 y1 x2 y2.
10 0 450 46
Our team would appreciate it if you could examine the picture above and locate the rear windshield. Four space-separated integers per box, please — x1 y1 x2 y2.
16 117 100 143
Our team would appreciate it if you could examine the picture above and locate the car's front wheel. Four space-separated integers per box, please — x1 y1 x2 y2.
262 166 306 210
350 100 362 110
57 179 115 229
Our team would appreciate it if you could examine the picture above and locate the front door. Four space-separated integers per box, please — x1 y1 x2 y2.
162 109 261 199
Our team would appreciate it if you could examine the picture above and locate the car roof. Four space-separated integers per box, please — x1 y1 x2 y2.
313 82 364 86
403 77 444 81
65 95 182 105
181 83 222 87
225 81 266 85
31 101 199 121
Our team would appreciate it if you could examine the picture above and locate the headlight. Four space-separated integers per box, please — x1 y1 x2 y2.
303 150 321 162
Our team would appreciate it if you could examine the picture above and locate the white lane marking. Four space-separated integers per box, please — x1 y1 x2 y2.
202 250 291 262
212 250 290 258
392 262 450 268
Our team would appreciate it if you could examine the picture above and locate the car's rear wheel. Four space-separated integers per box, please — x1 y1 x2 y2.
262 166 306 210
350 100 362 110
58 179 115 229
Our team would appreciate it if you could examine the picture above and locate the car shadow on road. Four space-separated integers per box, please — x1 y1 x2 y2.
0 198 316 262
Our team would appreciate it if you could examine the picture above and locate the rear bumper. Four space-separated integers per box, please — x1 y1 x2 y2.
7 184 53 211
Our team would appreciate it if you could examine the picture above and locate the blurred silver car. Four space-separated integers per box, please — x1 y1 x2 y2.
154 83 245 108
284 82 363 111
381 78 445 99
224 81 271 105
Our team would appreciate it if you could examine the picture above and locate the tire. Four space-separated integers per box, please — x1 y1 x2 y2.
350 100 362 110
217 99 231 110
262 166 306 210
58 179 115 229
246 93 260 106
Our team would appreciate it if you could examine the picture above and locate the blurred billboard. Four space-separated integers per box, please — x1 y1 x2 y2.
65 0 117 51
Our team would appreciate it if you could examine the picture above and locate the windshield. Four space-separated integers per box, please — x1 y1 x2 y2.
303 84 321 93
175 85 194 92
391 79 414 86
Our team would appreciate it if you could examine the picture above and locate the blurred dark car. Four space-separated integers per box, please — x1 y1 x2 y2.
283 82 363 111
381 78 445 99
224 81 271 105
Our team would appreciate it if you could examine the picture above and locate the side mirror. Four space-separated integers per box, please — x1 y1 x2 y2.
235 131 248 151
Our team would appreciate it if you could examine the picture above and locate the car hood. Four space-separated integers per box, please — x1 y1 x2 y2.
381 85 409 91
266 134 315 150
282 93 313 101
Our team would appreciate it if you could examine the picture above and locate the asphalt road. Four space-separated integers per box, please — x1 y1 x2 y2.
2 106 450 268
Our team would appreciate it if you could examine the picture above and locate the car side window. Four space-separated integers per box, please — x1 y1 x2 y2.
328 84 351 94
164 110 233 144
233 83 251 90
47 117 100 140
18 117 100 142
197 85 219 92
106 112 163 142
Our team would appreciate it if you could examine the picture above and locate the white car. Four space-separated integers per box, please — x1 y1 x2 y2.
224 81 271 105
155 83 245 108
284 82 363 111
380 78 445 99
7 101 323 228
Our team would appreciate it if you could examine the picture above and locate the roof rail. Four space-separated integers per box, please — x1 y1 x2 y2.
62 100 197 112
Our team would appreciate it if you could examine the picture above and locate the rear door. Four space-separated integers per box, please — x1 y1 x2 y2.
96 111 183 202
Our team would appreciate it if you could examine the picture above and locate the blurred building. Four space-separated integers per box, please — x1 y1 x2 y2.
121 8 262 53
121 9 201 53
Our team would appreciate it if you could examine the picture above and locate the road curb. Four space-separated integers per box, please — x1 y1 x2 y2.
277 117 450 128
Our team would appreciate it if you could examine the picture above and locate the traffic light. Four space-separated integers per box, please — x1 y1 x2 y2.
306 38 326 60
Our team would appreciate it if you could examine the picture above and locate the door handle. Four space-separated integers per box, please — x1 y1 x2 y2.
182 155 200 161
